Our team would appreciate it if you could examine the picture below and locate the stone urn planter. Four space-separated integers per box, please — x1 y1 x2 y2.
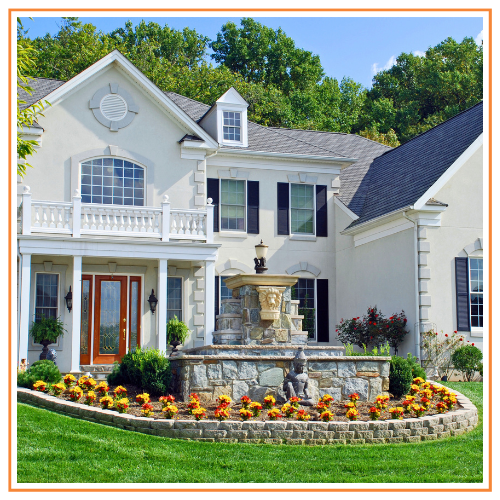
29 315 66 360
167 316 190 356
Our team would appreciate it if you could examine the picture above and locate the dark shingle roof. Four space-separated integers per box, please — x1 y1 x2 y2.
346 101 483 229
18 77 65 110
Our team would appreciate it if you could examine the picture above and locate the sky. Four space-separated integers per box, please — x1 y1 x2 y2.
21 15 483 88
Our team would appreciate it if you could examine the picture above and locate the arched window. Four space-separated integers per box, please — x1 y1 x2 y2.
80 157 145 206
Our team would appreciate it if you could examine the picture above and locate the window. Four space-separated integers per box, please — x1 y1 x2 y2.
220 179 246 231
220 277 233 302
290 184 315 234
81 158 144 206
469 258 483 328
291 278 316 340
167 277 182 321
223 111 241 141
35 273 59 321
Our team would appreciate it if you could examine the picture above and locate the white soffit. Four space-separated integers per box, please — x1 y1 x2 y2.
353 218 414 247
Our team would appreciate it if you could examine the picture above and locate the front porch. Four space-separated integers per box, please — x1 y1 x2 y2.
17 195 220 372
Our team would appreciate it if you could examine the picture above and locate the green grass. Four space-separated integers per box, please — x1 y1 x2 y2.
17 381 483 484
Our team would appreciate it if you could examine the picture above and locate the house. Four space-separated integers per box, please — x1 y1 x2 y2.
16 50 484 374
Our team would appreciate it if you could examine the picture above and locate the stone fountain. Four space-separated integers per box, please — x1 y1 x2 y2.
170 271 390 403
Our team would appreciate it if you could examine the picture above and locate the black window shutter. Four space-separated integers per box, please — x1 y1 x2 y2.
207 178 219 232
247 181 259 234
277 182 290 235
214 275 219 331
316 185 328 237
455 257 470 331
316 279 329 342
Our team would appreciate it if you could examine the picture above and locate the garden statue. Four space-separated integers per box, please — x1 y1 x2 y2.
47 349 57 365
283 347 313 406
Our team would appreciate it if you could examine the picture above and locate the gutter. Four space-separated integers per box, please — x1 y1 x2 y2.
340 205 413 236
403 211 421 361
216 148 357 164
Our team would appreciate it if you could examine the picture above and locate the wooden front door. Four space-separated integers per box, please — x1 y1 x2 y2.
93 275 128 364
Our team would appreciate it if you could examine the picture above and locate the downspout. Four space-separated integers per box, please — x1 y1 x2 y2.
403 211 421 361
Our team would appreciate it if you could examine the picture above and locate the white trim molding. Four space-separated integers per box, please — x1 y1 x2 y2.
353 218 413 247
286 261 321 277
334 197 359 221
215 258 253 275
464 238 483 255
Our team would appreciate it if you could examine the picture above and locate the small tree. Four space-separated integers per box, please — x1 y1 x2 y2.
451 345 483 382
383 311 409 355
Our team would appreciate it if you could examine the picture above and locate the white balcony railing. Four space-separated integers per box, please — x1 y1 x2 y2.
20 187 214 243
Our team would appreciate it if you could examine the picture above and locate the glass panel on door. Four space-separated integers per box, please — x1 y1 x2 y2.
99 281 121 354
80 275 93 365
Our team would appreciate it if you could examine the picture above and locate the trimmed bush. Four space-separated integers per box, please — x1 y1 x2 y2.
389 356 413 398
451 345 483 382
17 360 62 388
107 348 171 396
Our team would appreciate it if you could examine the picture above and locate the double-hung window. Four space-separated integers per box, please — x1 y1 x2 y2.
220 179 246 231
223 111 241 142
167 277 183 321
292 278 316 340
469 258 483 328
207 178 259 234
35 273 59 321
81 157 145 206
291 184 315 234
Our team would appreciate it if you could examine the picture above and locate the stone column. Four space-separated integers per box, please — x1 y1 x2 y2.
70 256 82 372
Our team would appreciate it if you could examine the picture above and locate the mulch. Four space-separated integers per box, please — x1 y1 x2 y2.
55 384 461 422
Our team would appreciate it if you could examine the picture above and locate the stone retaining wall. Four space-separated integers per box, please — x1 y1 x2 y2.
169 356 391 402
17 385 478 445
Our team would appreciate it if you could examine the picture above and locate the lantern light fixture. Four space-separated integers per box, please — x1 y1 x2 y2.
64 286 73 312
148 289 158 314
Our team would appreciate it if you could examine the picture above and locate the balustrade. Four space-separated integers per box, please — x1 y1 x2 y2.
20 187 212 243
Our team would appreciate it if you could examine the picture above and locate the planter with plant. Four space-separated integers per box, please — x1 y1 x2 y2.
29 315 66 360
166 316 190 354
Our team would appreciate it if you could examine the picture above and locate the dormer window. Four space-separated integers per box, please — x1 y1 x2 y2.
199 87 249 148
223 111 241 142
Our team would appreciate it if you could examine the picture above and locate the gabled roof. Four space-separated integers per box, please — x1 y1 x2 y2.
345 101 483 229
18 77 65 110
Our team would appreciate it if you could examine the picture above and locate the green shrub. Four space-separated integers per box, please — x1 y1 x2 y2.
389 356 413 398
166 316 190 345
406 353 426 381
17 360 62 388
451 345 483 382
29 315 66 343
106 348 171 395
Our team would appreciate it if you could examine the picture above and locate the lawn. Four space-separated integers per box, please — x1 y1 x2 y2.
16 381 483 484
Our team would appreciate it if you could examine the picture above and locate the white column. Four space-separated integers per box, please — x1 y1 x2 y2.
161 195 170 242
18 253 32 367
204 260 215 345
21 186 31 235
206 198 214 244
70 256 82 372
72 189 81 238
157 259 168 352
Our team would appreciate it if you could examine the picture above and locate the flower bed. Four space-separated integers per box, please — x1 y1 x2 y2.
17 380 478 445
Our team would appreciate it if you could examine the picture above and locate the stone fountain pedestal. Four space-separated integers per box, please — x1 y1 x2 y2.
170 274 390 402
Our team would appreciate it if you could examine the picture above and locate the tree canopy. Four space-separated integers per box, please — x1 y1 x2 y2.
20 18 483 146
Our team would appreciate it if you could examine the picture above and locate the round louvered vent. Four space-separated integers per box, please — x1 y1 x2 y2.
100 94 128 121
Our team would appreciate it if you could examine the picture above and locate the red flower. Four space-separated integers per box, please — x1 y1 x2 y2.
357 317 360 319
352 317 356 321
472 343 475 346
375 314 379 318
459 338 463 341
389 317 393 320
371 309 374 313
436 332 439 336
369 321 372 325
445 334 448 337
335 329 338 332
370 336 373 340
354 327 357 330
454 330 457 333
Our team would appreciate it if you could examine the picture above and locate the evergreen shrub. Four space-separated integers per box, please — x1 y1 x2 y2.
389 356 413 398
17 360 62 388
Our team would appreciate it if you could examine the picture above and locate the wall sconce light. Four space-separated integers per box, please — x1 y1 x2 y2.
254 240 269 274
65 286 73 312
148 289 158 314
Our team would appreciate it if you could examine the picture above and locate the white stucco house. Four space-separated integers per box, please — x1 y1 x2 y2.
16 50 484 374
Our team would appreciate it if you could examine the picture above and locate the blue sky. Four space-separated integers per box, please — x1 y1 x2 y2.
21 16 483 88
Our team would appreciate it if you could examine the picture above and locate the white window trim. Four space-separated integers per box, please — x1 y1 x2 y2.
290 183 316 236
71 146 154 206
222 111 242 144
469 256 483 334
167 275 184 322
80 156 147 207
217 104 248 148
219 178 247 233
30 268 67 350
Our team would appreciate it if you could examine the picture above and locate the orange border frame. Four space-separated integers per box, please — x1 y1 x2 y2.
7 7 493 493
